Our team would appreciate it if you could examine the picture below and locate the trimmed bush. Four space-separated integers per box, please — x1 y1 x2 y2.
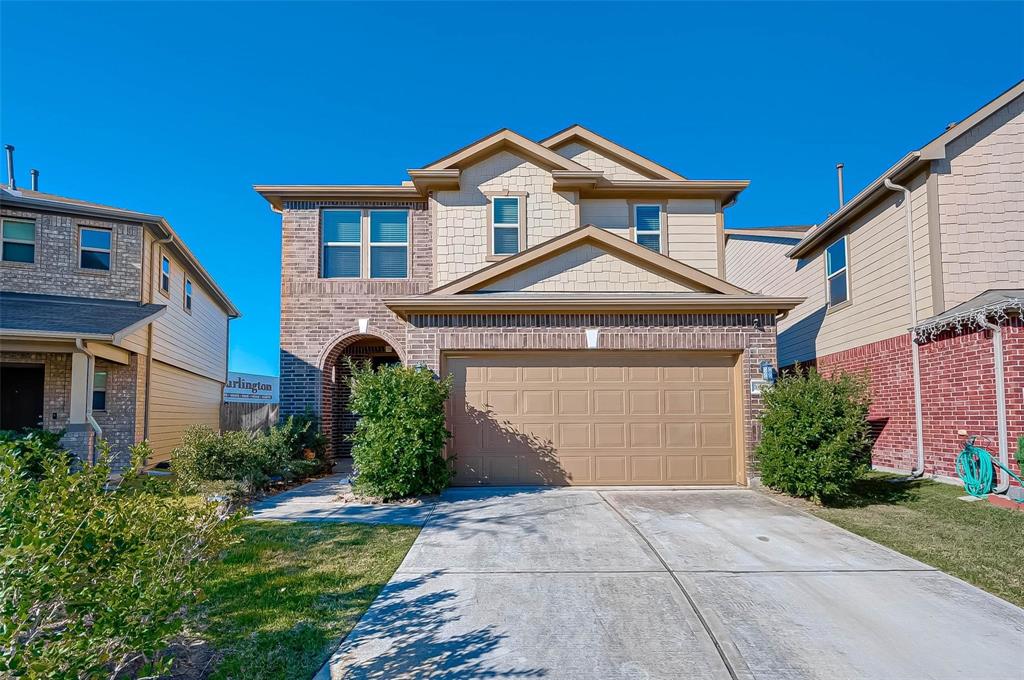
0 437 241 677
757 366 872 504
347 360 453 500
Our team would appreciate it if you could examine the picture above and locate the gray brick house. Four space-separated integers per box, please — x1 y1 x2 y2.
258 126 801 486
1 168 239 469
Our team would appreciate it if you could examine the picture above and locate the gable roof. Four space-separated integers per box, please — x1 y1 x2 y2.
788 79 1024 259
429 225 748 296
541 124 687 181
420 128 591 173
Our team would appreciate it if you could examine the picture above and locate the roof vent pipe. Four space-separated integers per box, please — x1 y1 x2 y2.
30 169 38 191
836 163 845 208
4 145 14 190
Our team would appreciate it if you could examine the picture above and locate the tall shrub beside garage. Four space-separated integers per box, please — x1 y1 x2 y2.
347 360 453 500
757 367 872 504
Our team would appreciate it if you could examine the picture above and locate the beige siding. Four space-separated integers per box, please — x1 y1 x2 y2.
937 93 1024 309
667 199 719 275
554 141 649 180
434 150 577 285
480 244 693 293
580 199 629 230
147 359 222 461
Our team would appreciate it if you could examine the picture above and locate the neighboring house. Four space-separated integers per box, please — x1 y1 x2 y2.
0 176 240 469
257 126 802 487
725 81 1023 488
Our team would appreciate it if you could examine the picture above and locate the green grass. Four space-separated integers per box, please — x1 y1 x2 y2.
195 520 419 680
810 473 1024 607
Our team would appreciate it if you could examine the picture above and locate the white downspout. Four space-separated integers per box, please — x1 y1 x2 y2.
884 179 926 478
975 315 1009 493
74 338 103 462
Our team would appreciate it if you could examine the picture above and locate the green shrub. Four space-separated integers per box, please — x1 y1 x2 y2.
0 438 241 677
347 360 453 500
171 423 321 496
0 429 71 480
757 366 872 504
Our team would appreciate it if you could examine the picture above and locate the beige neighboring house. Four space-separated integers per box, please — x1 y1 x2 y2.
0 173 240 469
725 81 1023 491
258 125 802 487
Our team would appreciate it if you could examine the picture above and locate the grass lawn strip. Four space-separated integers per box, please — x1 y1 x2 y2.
192 520 418 679
808 473 1024 608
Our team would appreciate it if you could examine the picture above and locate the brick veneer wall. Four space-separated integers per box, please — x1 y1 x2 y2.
817 320 1023 486
405 312 778 479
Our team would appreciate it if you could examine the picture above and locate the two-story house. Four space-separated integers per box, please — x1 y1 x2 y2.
725 81 1023 491
258 126 801 487
0 167 240 470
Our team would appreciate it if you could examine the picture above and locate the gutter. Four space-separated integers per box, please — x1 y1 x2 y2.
975 315 1011 493
787 152 922 259
884 178 926 479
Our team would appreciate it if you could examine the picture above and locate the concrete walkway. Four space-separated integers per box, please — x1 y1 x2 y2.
316 487 1024 680
248 473 435 526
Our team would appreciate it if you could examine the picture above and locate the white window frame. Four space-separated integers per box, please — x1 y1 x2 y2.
184 277 193 314
79 226 112 271
92 370 107 412
633 203 662 252
1 218 36 263
825 235 850 309
368 209 410 280
491 196 521 256
321 209 363 279
160 254 171 295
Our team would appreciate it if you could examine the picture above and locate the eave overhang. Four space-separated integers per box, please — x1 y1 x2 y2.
253 184 424 211
578 180 750 201
384 294 805 320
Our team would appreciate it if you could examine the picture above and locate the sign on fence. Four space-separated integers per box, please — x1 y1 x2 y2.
224 372 279 404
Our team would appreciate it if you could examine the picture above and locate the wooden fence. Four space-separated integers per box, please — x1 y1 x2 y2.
220 402 279 432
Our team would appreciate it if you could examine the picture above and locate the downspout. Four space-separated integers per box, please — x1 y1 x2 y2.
74 338 103 462
884 178 926 478
975 315 1010 493
144 232 174 440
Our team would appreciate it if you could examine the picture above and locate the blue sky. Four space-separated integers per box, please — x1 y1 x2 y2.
2 2 1021 376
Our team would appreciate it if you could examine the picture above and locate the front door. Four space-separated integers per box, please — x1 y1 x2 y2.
1 364 45 431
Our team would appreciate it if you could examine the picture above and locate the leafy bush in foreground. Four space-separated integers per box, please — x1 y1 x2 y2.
348 360 453 500
757 366 872 504
0 437 241 677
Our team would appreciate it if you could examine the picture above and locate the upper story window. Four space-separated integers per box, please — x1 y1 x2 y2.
491 196 521 256
825 236 849 308
92 370 107 411
634 204 661 252
79 227 112 270
322 209 409 279
160 255 171 295
1 219 36 263
184 278 193 313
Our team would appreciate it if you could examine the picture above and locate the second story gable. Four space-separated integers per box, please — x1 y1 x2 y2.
257 125 749 292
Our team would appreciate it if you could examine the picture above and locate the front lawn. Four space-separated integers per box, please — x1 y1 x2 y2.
183 520 419 679
809 473 1024 607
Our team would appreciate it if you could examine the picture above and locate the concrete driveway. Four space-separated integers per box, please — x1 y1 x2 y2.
318 488 1024 680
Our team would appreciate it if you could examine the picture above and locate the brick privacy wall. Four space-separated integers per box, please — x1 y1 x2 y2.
405 312 778 479
817 320 1023 486
1 352 138 470
278 200 432 419
0 207 144 301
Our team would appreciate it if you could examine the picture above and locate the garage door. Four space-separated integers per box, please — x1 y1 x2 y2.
447 352 739 486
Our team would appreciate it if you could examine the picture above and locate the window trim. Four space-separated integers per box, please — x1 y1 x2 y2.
1 218 37 265
367 208 410 280
631 202 664 254
92 370 108 412
183 277 193 314
78 226 113 272
825 235 851 311
485 192 527 261
159 253 171 297
321 209 363 279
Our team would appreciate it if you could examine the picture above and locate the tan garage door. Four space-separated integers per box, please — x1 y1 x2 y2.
447 352 739 486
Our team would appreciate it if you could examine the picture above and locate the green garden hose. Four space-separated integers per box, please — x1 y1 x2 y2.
956 443 1024 497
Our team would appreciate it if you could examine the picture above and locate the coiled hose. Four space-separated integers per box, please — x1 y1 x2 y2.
956 443 1024 497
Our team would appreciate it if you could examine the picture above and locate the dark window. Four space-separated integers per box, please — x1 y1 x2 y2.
825 236 849 307
2 219 35 263
184 278 193 313
92 371 107 411
79 227 112 270
160 255 171 293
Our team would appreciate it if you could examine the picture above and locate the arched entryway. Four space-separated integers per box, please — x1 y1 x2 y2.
320 334 403 459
